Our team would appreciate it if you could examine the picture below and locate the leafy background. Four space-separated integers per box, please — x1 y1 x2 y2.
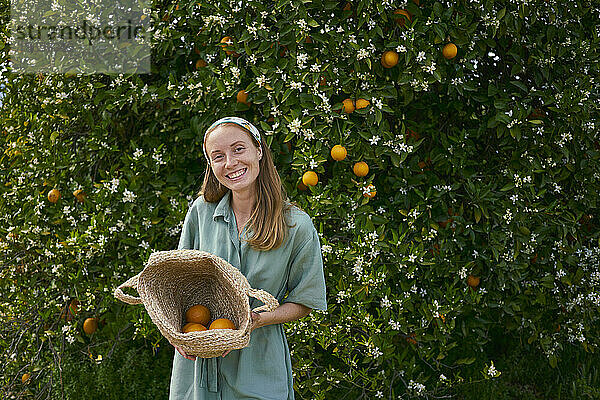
1 0 599 398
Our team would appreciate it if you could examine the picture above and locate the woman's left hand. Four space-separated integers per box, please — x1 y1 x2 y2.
222 312 263 358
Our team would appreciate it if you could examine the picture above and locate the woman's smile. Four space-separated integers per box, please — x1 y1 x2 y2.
226 168 247 181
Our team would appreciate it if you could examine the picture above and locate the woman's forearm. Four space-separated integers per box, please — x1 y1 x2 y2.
253 302 311 329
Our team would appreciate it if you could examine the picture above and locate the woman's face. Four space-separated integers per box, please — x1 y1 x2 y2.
205 124 262 197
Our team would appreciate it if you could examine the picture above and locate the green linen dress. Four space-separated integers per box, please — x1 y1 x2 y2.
168 190 328 400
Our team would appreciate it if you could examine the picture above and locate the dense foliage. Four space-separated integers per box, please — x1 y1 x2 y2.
1 0 599 398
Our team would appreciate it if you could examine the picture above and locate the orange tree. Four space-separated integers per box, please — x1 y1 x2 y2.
1 0 599 398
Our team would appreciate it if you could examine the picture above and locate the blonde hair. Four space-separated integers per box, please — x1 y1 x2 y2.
197 122 303 251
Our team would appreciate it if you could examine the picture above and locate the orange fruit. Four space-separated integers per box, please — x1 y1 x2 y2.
355 98 370 109
353 161 369 177
183 322 207 332
394 9 412 26
220 36 235 55
530 253 538 264
342 2 351 11
69 299 79 315
381 51 399 68
438 218 453 229
406 129 420 140
363 184 376 198
331 145 347 161
297 181 308 191
73 189 86 203
467 275 480 288
442 43 457 59
236 90 249 105
342 98 355 113
185 304 211 326
209 318 236 330
196 59 207 68
22 373 30 384
48 188 60 203
302 171 318 186
83 318 98 335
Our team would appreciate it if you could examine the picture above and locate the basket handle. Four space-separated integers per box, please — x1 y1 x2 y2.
247 287 279 313
113 274 143 305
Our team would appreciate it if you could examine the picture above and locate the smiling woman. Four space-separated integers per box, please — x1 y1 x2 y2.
168 116 327 400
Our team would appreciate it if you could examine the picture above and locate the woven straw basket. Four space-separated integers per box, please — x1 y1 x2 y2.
114 249 279 358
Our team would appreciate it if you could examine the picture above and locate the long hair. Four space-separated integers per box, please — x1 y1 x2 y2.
197 122 303 251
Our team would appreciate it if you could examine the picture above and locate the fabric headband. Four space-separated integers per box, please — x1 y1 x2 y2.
203 117 262 162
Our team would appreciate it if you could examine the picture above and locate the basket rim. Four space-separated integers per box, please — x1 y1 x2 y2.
135 249 253 340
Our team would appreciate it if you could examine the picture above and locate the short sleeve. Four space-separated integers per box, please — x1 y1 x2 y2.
177 204 198 250
283 223 327 311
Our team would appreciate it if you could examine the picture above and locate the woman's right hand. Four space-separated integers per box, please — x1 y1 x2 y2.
173 344 196 361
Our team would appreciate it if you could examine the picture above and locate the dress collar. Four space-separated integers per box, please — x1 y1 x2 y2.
212 190 231 223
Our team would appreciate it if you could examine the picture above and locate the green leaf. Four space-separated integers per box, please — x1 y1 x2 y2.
433 2 443 17
510 80 528 93
497 8 506 20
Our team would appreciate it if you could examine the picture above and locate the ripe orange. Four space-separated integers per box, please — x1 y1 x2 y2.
236 90 249 105
297 181 308 191
353 161 369 177
442 43 457 59
355 98 370 109
73 189 86 203
69 299 79 315
406 129 420 140
185 304 211 326
219 36 235 55
467 275 480 288
530 253 538 264
209 318 236 330
302 171 318 186
22 373 30 384
342 98 355 113
196 59 207 68
331 145 347 161
183 322 207 333
381 51 399 68
394 9 412 26
48 188 61 203
438 218 453 229
528 108 546 119
83 317 98 335
363 184 376 198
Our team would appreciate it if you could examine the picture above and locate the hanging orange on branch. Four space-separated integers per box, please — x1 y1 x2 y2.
302 171 318 186
443 43 458 59
381 51 399 68
331 145 347 161
353 161 369 177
